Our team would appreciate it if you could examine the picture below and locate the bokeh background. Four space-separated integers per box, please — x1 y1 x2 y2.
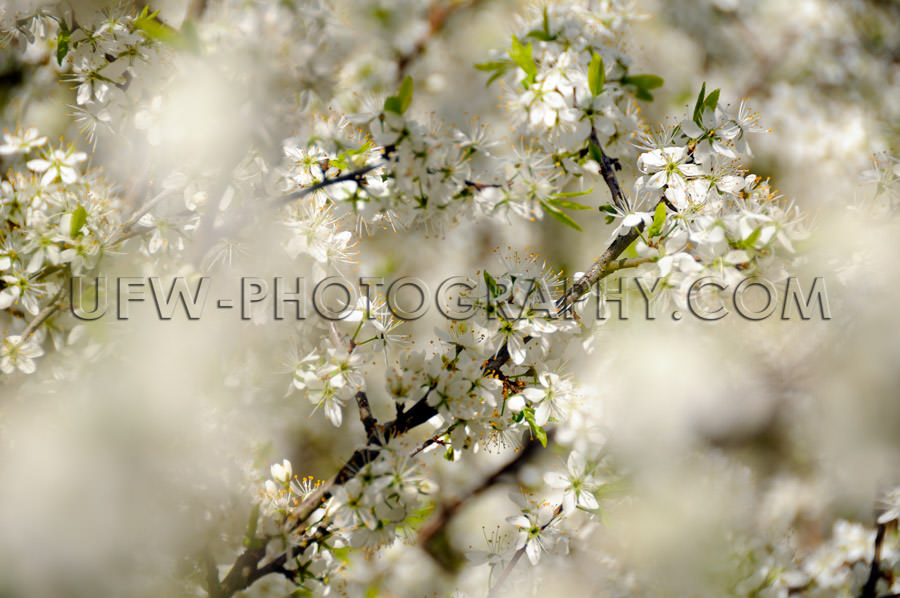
1 1 899 596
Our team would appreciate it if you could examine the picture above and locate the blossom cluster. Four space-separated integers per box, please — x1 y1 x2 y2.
0 127 121 375
0 2 896 598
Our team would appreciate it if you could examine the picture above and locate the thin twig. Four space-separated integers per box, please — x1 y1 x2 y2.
395 0 489 81
419 433 547 563
281 163 383 203
21 284 65 339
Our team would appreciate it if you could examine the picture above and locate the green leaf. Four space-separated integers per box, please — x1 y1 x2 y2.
646 202 667 238
135 9 200 52
70 205 87 237
633 88 654 101
483 270 500 297
737 226 762 249
525 8 554 41
474 60 511 71
475 60 512 86
624 74 664 90
525 29 554 42
135 14 180 45
588 53 605 97
56 29 70 66
552 188 592 199
598 204 617 224
702 88 720 114
693 82 707 125
692 83 721 124
397 75 413 112
384 75 414 115
588 140 604 164
623 74 664 102
541 201 583 231
383 97 402 115
547 198 592 210
522 409 548 447
509 36 537 87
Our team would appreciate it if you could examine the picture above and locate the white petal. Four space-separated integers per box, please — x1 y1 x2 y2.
525 539 541 565
567 451 586 477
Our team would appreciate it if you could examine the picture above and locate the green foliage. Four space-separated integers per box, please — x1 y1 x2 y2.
588 140 604 164
383 76 413 115
483 270 501 297
588 53 605 97
509 36 537 88
70 205 87 237
522 408 548 447
598 203 617 224
524 7 556 42
56 24 70 66
622 73 664 101
692 82 721 125
135 6 201 52
541 200 583 231
474 59 514 86
646 202 667 238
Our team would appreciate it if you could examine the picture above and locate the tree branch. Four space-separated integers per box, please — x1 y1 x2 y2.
592 141 629 212
418 432 548 567
21 283 66 339
862 523 887 598
210 136 636 597
396 0 489 81
354 390 379 445
281 163 384 203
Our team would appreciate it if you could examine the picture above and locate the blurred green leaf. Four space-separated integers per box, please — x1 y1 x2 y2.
509 36 537 87
541 200 583 231
588 53 605 96
646 202 667 238
70 205 87 237
384 75 414 114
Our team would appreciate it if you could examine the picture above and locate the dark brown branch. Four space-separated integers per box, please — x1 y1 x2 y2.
281 163 383 203
354 391 379 445
212 527 328 598
862 523 888 598
556 226 649 315
593 141 629 212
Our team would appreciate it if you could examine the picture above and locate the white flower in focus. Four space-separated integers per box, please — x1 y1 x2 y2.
544 451 600 515
517 372 570 426
1 334 44 375
507 505 561 566
26 146 88 186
